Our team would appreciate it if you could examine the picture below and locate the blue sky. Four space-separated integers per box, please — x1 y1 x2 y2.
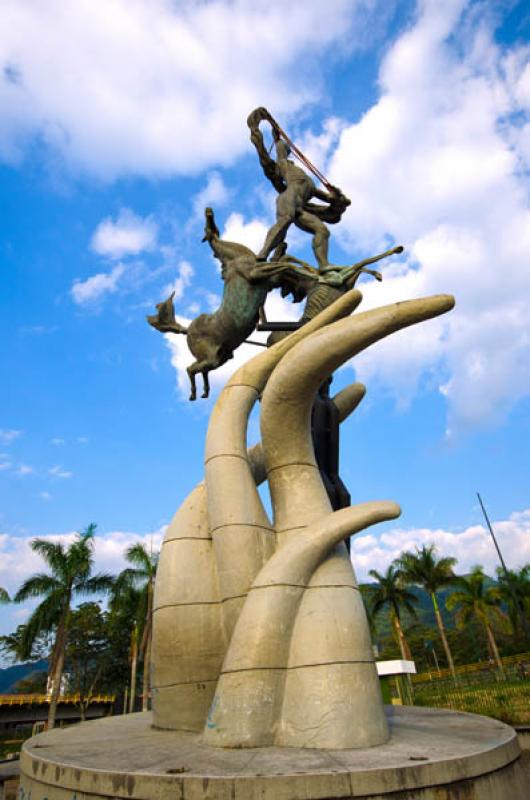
1 0 530 638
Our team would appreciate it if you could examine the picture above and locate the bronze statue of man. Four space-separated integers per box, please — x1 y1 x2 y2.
248 108 351 272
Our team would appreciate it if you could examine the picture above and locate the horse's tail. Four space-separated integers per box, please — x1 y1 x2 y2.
147 292 188 335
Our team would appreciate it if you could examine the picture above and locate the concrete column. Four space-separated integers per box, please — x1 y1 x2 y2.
151 482 224 731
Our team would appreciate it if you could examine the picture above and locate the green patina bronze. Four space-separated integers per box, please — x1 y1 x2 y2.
147 108 404 400
147 208 313 400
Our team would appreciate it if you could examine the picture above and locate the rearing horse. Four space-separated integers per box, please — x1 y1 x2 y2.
148 208 402 400
147 208 279 400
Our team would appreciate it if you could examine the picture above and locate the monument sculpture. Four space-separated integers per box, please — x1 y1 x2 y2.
19 108 527 799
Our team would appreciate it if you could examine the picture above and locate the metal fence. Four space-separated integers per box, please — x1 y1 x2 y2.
409 653 530 725
413 680 530 724
412 651 530 686
0 694 115 707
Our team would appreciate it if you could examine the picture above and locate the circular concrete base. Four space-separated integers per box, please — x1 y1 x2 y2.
20 706 527 799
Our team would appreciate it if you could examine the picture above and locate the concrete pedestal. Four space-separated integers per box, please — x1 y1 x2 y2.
19 706 527 799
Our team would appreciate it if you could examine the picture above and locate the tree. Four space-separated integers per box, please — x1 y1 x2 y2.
366 565 418 660
0 587 9 603
495 564 530 642
109 582 145 713
396 545 457 679
446 566 508 675
0 624 51 664
13 524 113 729
64 602 110 719
101 597 137 707
113 543 158 711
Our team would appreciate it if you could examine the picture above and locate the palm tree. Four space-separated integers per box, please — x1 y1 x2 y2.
495 564 530 641
113 543 158 712
0 587 9 603
367 565 418 660
109 582 144 713
396 544 457 679
446 566 508 676
13 524 113 729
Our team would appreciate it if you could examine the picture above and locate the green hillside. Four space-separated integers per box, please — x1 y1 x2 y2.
0 660 48 693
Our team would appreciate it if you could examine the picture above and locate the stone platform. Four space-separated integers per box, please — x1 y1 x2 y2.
20 706 527 799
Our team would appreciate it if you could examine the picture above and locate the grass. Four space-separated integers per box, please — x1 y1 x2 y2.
0 729 31 760
413 679 530 725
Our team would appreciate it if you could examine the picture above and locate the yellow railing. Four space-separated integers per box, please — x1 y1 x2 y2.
412 651 530 683
0 693 115 706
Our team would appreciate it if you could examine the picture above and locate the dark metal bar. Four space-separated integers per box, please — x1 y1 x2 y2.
256 322 302 331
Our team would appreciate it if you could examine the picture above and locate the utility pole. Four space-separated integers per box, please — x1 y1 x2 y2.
476 492 530 640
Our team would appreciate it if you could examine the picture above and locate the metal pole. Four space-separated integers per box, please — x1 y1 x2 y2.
432 647 440 674
476 492 530 639
477 493 509 572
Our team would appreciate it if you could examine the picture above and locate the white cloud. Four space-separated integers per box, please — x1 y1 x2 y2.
71 263 125 305
222 212 268 254
0 461 11 471
162 260 194 301
15 464 33 477
50 437 65 446
0 429 22 445
351 508 530 582
48 465 73 479
39 491 52 501
204 291 221 312
91 208 158 259
192 172 231 219
77 436 89 444
19 324 56 336
0 0 376 179
322 0 530 433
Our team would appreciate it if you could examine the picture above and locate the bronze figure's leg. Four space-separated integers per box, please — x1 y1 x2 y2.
295 210 330 271
257 187 299 261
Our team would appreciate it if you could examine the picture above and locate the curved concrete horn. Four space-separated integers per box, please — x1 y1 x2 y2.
204 289 363 640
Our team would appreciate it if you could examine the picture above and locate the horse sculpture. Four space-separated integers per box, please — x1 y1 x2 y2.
147 208 306 400
148 208 404 400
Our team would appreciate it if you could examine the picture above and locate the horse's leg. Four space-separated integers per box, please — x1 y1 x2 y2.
203 207 254 260
190 354 221 400
202 369 210 399
187 364 198 401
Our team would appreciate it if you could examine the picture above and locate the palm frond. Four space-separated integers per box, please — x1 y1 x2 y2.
396 544 456 593
77 573 114 595
79 523 97 540
125 542 157 574
14 574 61 602
109 582 142 614
113 567 146 593
66 531 96 581
367 564 418 622
0 587 9 603
20 591 65 658
30 539 66 574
